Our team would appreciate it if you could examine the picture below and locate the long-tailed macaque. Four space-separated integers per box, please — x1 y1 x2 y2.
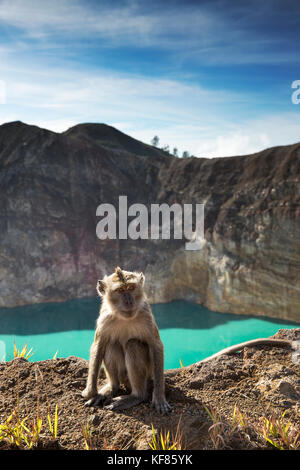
82 267 171 413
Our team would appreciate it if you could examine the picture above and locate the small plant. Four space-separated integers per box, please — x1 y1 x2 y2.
232 404 248 429
203 404 226 449
12 339 34 360
0 411 29 448
204 403 253 449
75 406 95 450
20 414 43 449
47 404 58 439
148 421 183 450
0 396 42 449
34 365 59 441
81 422 94 450
259 410 300 450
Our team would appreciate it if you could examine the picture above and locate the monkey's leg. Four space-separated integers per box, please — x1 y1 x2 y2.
82 330 105 400
150 340 171 414
104 339 149 412
85 341 124 407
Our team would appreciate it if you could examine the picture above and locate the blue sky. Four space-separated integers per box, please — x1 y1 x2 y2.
0 0 299 157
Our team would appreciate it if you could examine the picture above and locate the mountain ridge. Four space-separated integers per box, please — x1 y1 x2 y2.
2 119 299 161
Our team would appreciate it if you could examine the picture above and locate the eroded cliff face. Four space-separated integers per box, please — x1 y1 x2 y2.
146 149 300 322
0 121 299 322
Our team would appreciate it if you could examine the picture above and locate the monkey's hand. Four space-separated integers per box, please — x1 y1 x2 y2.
151 396 171 414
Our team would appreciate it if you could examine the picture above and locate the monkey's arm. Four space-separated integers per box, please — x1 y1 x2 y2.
150 338 171 414
82 328 106 400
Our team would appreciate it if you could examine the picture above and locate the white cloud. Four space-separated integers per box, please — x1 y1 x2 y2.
129 113 300 158
194 113 300 157
195 132 271 158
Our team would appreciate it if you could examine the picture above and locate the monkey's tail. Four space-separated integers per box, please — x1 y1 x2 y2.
196 338 291 364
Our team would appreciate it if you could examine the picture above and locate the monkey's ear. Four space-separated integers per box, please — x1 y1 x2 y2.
96 279 107 297
139 272 145 286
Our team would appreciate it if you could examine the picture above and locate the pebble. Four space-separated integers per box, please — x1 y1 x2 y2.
277 380 298 399
89 414 101 426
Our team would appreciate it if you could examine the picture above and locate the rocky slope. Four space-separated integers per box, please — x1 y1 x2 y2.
0 329 299 450
0 120 299 322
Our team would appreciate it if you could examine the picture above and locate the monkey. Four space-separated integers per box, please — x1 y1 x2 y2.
81 267 171 414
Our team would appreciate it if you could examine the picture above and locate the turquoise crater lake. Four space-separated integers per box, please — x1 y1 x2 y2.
0 299 298 369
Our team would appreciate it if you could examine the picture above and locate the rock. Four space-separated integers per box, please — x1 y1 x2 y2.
277 381 299 400
89 414 101 426
280 366 294 376
0 121 299 322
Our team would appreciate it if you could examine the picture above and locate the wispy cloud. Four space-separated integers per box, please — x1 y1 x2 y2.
0 0 156 42
0 63 246 125
0 0 299 64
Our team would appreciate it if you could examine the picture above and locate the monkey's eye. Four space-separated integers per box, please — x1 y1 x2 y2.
117 286 126 293
115 284 135 293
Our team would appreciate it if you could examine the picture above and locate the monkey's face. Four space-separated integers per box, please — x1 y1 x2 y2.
97 269 145 318
109 281 144 317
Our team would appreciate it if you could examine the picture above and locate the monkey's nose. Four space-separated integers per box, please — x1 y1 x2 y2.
123 292 133 308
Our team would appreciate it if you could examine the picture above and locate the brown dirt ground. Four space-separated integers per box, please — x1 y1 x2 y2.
0 328 299 450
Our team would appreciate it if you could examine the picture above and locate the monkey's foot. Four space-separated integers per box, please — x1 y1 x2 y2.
104 394 145 412
151 398 172 414
81 387 97 399
84 393 107 407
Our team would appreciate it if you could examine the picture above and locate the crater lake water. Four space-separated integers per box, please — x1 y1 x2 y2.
0 298 298 369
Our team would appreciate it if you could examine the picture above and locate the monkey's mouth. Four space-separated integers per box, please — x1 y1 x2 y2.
120 307 137 318
121 292 135 312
